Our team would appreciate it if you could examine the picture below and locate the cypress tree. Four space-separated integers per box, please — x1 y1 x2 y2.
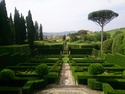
0 0 11 45
9 13 15 44
20 14 26 43
39 24 43 40
14 8 26 44
14 8 21 44
34 21 39 40
26 10 35 49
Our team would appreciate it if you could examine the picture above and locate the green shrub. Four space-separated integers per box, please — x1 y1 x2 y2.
35 64 49 78
44 72 58 84
88 63 104 75
123 70 125 78
103 38 113 53
0 69 15 81
103 83 114 94
88 78 102 90
75 66 83 72
112 33 125 55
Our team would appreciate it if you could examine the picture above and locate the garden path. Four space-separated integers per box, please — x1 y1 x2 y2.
33 63 104 94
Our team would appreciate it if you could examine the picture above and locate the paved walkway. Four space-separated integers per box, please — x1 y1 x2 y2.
33 63 104 94
59 63 75 85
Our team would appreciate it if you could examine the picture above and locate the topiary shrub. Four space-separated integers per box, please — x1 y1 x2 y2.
88 63 104 76
35 64 49 78
0 69 15 87
0 69 15 81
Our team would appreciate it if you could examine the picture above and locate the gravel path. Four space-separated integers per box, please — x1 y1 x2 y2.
33 63 104 94
59 63 75 85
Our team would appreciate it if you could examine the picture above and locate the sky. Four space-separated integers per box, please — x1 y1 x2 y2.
3 0 125 32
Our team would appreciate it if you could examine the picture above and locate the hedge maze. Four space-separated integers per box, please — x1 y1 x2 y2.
1 43 125 94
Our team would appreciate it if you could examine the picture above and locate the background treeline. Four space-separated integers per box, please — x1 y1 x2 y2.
0 0 43 48
67 29 110 43
67 28 125 55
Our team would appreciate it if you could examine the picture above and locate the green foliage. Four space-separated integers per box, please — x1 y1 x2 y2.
35 64 49 78
26 10 35 49
123 70 125 78
94 32 111 42
69 60 76 66
112 33 125 54
14 8 26 44
88 10 118 27
113 30 123 38
103 38 113 53
88 79 102 90
102 83 114 94
106 53 125 67
69 48 93 55
75 66 83 72
0 0 12 45
0 69 15 81
39 24 43 40
88 63 104 75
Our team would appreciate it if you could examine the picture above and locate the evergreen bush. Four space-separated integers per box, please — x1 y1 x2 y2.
0 69 15 81
103 38 113 53
88 63 104 75
35 64 49 78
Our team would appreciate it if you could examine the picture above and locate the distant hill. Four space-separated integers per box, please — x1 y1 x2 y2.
43 31 76 36
106 27 125 36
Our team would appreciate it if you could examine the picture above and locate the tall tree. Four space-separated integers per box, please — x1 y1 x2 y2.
14 8 21 44
39 24 43 40
34 21 39 40
88 10 118 51
9 13 15 44
26 10 35 49
0 0 11 45
20 14 26 43
14 8 26 44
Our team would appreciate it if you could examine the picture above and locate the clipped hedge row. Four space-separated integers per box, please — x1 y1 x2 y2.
103 83 125 94
73 60 104 63
69 48 93 55
44 72 59 84
88 78 102 91
106 53 125 67
38 48 61 55
0 53 28 70
0 44 30 54
22 79 46 94
0 87 21 94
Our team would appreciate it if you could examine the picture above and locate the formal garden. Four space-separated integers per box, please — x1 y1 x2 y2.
0 42 125 94
0 0 125 93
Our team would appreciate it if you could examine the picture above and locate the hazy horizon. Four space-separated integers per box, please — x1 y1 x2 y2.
4 0 125 32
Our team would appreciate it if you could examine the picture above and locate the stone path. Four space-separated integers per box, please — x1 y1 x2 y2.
33 63 104 94
59 63 75 85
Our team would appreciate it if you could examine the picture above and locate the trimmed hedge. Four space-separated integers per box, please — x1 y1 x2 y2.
0 87 21 94
0 53 10 70
69 48 93 55
74 59 104 63
22 79 46 94
38 48 61 55
44 72 59 84
88 78 102 91
103 83 125 94
0 44 30 54
106 53 125 67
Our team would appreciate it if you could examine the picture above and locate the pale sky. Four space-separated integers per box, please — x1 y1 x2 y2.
4 0 125 32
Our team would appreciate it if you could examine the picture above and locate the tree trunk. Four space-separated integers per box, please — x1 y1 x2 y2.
101 26 103 51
